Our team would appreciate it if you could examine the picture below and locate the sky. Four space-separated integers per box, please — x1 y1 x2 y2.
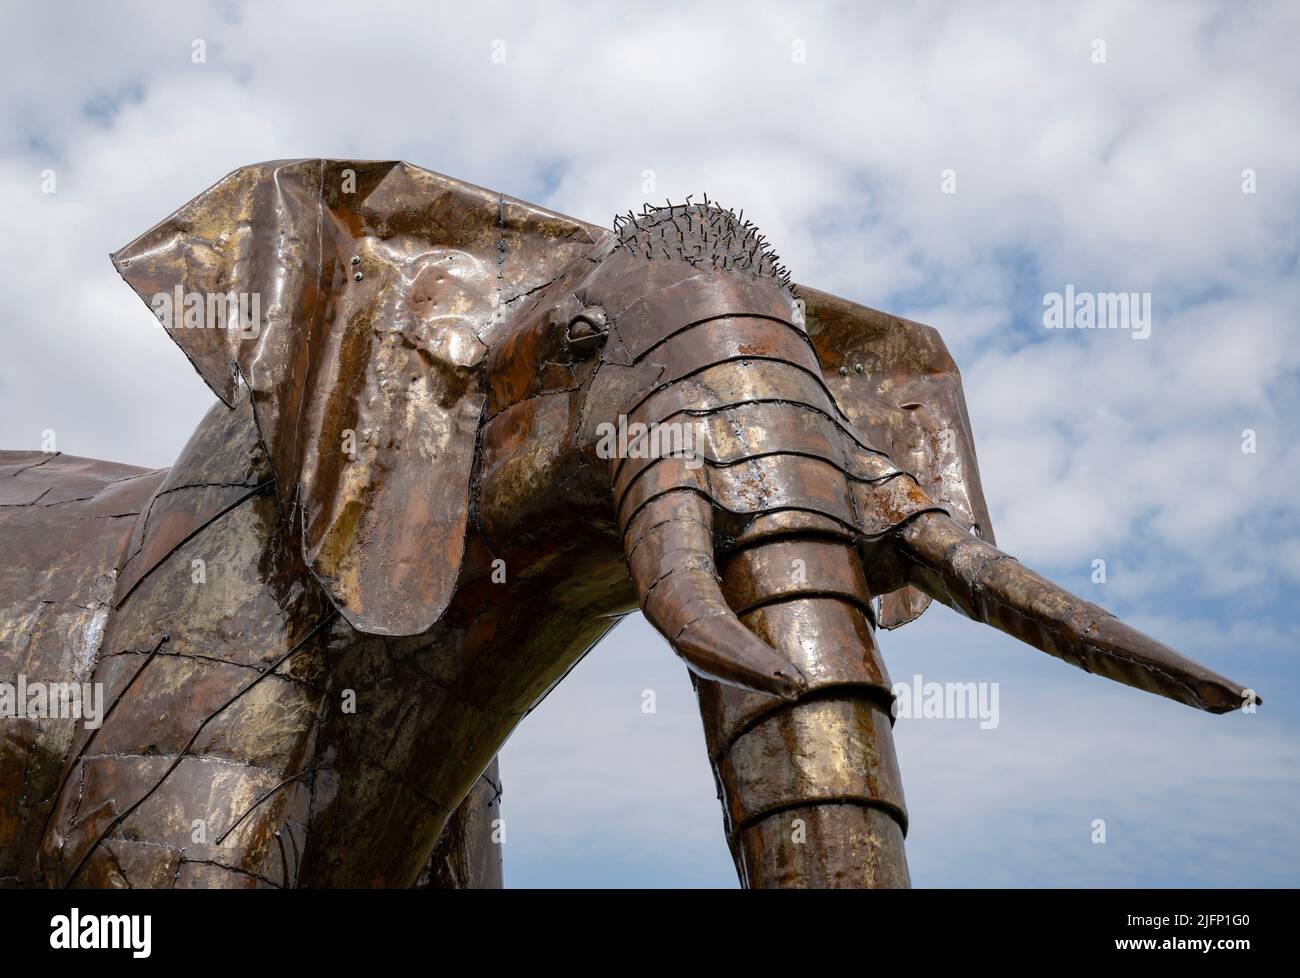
1 0 1296 887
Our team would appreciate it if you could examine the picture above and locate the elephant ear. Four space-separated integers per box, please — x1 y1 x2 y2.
112 159 603 635
800 286 996 629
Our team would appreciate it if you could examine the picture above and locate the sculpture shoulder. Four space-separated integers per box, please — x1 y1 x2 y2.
106 395 335 673
112 396 275 603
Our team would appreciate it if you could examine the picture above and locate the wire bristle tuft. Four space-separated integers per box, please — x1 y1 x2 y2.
610 197 794 293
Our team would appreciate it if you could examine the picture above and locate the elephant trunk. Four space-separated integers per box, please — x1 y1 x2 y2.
621 487 910 886
607 299 916 883
702 537 910 887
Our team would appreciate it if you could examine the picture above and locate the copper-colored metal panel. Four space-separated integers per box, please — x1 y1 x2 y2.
804 287 996 628
0 453 160 507
419 760 504 889
727 509 856 549
623 490 713 555
31 400 555 889
851 472 948 537
0 455 165 887
41 482 335 889
734 804 910 889
719 538 872 617
624 359 853 442
742 598 891 695
613 399 900 499
482 261 606 418
477 392 584 542
716 697 907 835
617 453 864 535
594 266 797 363
114 399 272 603
625 316 822 381
698 598 894 759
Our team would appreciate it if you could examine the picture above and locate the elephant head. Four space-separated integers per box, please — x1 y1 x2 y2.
113 160 1256 888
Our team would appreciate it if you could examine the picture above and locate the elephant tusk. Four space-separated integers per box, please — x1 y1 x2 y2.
623 491 808 700
894 511 1259 714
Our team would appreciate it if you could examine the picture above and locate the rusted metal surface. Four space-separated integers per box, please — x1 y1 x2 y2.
18 399 555 888
0 160 1257 890
734 804 910 888
418 760 504 889
897 512 1251 713
0 454 165 886
804 287 997 628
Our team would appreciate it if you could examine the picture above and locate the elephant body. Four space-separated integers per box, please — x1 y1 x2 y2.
1 400 521 887
0 160 1253 888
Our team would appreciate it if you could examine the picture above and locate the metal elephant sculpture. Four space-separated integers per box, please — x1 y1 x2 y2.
0 160 1255 889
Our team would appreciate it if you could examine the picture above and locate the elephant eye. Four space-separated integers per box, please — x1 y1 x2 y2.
565 308 607 357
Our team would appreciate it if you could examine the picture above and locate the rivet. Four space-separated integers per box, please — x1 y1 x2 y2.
351 256 361 265
354 272 363 281
838 366 849 376
854 363 864 373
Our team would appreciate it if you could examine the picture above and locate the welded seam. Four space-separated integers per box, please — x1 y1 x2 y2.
0 485 52 506
610 394 896 486
616 457 919 531
179 855 281 889
62 609 339 888
38 633 171 848
721 524 858 555
613 394 881 482
482 383 583 424
5 454 61 478
10 468 169 509
635 554 719 613
620 486 855 545
629 312 817 364
503 269 569 306
274 829 291 888
359 754 452 814
99 646 312 683
729 795 909 841
115 477 276 608
728 586 878 625
623 514 714 565
619 354 865 440
709 682 897 766
616 447 901 516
